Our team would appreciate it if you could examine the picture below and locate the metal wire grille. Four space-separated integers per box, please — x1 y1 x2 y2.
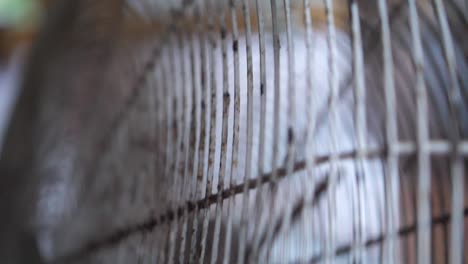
23 0 468 263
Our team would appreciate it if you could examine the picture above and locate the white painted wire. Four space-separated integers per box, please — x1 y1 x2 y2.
261 0 282 261
377 0 399 263
431 0 465 263
223 1 242 262
407 1 431 264
210 2 230 263
248 0 268 261
199 0 219 262
237 0 255 262
350 1 368 262
323 0 340 262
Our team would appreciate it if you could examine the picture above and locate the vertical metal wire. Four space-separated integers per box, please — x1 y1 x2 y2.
154 52 168 263
173 31 190 264
147 60 160 261
223 0 242 262
261 0 282 260
264 0 296 261
177 31 188 264
183 17 202 264
199 3 213 260
145 61 157 221
155 60 168 263
282 0 296 184
377 0 399 263
173 33 185 264
151 62 162 263
200 0 219 261
145 50 158 263
301 0 318 260
248 0 268 261
189 0 210 260
167 33 182 264
161 42 176 263
431 1 465 263
349 0 367 262
324 0 340 262
237 0 255 262
152 55 165 218
136 80 151 210
188 5 206 263
407 1 431 263
210 3 230 263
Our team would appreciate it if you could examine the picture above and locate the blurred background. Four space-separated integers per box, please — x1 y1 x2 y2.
0 0 45 150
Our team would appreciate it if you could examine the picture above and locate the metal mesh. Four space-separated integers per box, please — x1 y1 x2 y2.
13 0 467 263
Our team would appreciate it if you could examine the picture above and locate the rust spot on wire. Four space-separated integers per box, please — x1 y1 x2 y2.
232 40 239 52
